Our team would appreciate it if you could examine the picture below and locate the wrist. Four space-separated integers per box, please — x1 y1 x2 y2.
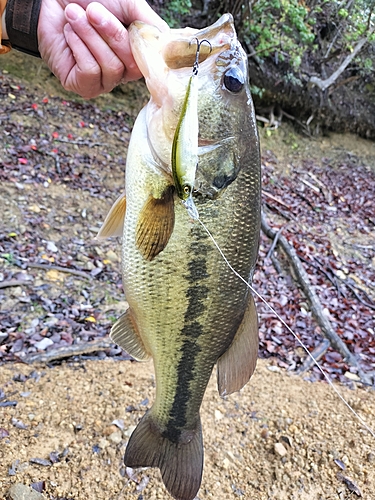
1 8 8 39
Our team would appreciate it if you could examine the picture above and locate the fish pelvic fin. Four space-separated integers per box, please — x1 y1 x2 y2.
136 185 175 261
217 294 259 396
124 411 203 500
110 308 150 361
96 192 126 239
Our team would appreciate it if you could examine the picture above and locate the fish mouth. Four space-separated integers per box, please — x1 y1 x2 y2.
129 14 237 83
162 14 236 70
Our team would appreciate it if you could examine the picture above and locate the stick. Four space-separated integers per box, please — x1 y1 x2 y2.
310 33 372 92
26 263 92 280
0 279 33 289
261 212 370 383
295 339 330 375
25 338 114 364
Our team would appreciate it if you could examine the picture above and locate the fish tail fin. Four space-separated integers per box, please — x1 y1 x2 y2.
124 411 203 500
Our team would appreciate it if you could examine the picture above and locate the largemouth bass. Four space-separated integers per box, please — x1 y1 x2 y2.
98 13 261 500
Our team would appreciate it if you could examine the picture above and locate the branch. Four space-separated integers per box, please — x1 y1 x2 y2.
310 32 373 92
26 262 92 280
25 338 114 364
0 279 33 289
261 212 371 384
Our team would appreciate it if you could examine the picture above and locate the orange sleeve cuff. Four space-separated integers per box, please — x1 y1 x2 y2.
0 0 11 54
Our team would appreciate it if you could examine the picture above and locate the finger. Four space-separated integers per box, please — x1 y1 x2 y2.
65 3 126 89
120 0 169 33
63 22 103 98
86 2 141 82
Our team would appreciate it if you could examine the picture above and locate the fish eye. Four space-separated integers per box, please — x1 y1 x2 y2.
223 67 245 93
183 185 191 195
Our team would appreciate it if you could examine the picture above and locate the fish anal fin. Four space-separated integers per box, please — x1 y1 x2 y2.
97 193 126 239
125 411 203 500
110 308 150 361
136 186 175 261
217 294 259 396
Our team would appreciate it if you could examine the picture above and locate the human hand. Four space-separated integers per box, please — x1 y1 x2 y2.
38 0 168 99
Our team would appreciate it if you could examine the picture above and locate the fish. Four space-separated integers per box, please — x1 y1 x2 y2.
98 13 261 500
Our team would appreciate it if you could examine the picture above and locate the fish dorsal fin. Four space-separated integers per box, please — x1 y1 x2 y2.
110 308 150 361
96 193 126 239
136 185 175 261
217 294 259 396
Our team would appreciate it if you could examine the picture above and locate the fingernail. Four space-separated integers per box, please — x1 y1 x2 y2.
87 3 108 28
65 4 82 22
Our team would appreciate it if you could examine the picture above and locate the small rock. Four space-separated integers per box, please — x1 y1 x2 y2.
108 431 123 444
123 425 136 438
267 365 281 372
103 425 118 436
8 483 46 499
112 419 125 430
34 338 54 350
274 442 288 457
46 241 58 252
105 250 119 263
98 438 110 449
344 372 361 381
11 418 28 430
215 409 224 420
29 205 41 213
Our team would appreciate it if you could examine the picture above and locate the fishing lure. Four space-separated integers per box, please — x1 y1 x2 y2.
171 39 211 219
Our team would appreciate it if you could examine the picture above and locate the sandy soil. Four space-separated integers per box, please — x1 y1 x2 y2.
1 359 374 500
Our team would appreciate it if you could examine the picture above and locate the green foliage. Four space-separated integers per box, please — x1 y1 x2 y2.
241 0 375 82
243 0 315 70
161 0 192 27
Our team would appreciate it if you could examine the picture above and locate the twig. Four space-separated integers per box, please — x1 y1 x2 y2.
261 212 369 383
296 339 330 375
266 226 284 260
26 262 92 280
25 338 114 364
310 31 373 91
262 190 291 209
264 202 295 221
0 279 33 289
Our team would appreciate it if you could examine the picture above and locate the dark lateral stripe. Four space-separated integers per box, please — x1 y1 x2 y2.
163 225 211 443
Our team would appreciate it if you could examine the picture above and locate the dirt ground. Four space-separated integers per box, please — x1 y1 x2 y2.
1 52 375 500
1 359 374 500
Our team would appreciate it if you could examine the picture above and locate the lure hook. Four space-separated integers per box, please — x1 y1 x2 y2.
189 38 212 75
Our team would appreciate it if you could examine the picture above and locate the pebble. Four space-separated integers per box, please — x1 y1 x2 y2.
274 442 288 457
108 431 122 444
123 425 136 437
34 338 54 350
105 250 119 263
215 409 224 420
8 483 46 499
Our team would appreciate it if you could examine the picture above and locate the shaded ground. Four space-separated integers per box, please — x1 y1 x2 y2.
0 52 375 499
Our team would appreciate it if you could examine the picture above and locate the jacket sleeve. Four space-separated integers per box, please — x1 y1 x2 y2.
0 0 11 54
2 0 42 57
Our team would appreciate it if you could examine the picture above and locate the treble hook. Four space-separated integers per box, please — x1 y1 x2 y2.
189 38 212 76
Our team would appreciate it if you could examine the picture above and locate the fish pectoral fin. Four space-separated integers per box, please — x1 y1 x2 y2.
96 193 126 239
125 411 203 500
136 185 175 261
217 294 259 396
110 308 150 361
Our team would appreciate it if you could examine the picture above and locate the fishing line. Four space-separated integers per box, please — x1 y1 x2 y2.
196 216 375 439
